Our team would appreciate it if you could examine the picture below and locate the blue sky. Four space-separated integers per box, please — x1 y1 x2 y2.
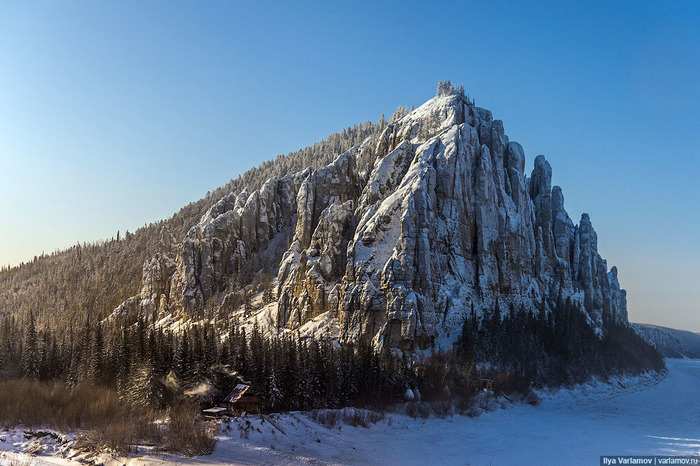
1 1 699 330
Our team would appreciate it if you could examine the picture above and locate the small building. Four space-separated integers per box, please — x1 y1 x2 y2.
202 407 227 419
224 384 260 415
481 378 494 391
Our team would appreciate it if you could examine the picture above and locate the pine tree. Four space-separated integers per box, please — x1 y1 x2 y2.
176 329 190 379
0 318 8 372
203 324 218 368
279 335 299 410
136 313 146 361
126 361 166 408
87 321 105 385
39 331 56 380
236 331 248 376
22 311 40 378
161 329 175 374
189 325 206 384
244 291 252 318
77 316 94 384
116 324 132 397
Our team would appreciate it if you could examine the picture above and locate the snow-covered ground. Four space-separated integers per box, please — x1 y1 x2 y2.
3 359 700 465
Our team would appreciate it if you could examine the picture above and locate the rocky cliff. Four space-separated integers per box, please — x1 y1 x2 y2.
115 87 628 351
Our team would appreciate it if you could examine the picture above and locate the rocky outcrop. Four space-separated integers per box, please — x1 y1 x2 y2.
276 93 628 349
168 174 302 315
276 199 356 328
140 228 177 317
114 88 630 351
112 227 177 321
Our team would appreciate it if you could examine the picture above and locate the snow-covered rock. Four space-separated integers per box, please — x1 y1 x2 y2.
113 89 629 351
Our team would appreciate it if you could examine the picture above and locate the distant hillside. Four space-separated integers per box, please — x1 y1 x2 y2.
632 324 700 359
0 116 386 337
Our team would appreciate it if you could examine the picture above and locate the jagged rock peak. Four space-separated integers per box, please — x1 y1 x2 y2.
113 85 629 351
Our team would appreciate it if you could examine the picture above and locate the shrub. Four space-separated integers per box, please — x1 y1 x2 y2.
431 400 454 419
405 402 431 419
162 401 216 457
308 408 384 428
0 379 162 454
0 379 124 430
308 409 342 428
525 391 541 406
342 408 384 427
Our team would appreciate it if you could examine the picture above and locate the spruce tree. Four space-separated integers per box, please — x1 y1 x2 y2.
116 324 132 397
21 311 40 378
92 322 105 384
176 329 190 379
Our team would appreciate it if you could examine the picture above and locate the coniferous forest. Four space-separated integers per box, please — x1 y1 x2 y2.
0 291 663 416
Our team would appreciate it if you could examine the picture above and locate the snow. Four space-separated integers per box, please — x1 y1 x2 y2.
5 359 700 465
401 95 461 136
0 429 77 465
296 311 339 340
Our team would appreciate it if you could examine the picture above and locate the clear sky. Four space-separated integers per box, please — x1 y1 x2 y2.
1 1 698 330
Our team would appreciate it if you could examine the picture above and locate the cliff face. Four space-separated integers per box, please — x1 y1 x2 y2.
116 90 628 351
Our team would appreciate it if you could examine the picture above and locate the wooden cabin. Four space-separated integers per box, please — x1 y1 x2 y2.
224 384 260 415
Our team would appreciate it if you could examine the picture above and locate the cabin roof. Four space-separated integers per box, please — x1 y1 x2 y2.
224 384 255 404
202 407 227 414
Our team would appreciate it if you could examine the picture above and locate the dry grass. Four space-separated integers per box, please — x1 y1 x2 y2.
76 409 163 455
405 401 432 419
0 451 35 466
405 397 496 419
0 379 123 430
0 379 217 457
0 379 161 454
161 401 216 457
309 408 385 428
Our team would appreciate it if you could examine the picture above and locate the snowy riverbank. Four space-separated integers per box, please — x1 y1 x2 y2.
5 359 700 465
